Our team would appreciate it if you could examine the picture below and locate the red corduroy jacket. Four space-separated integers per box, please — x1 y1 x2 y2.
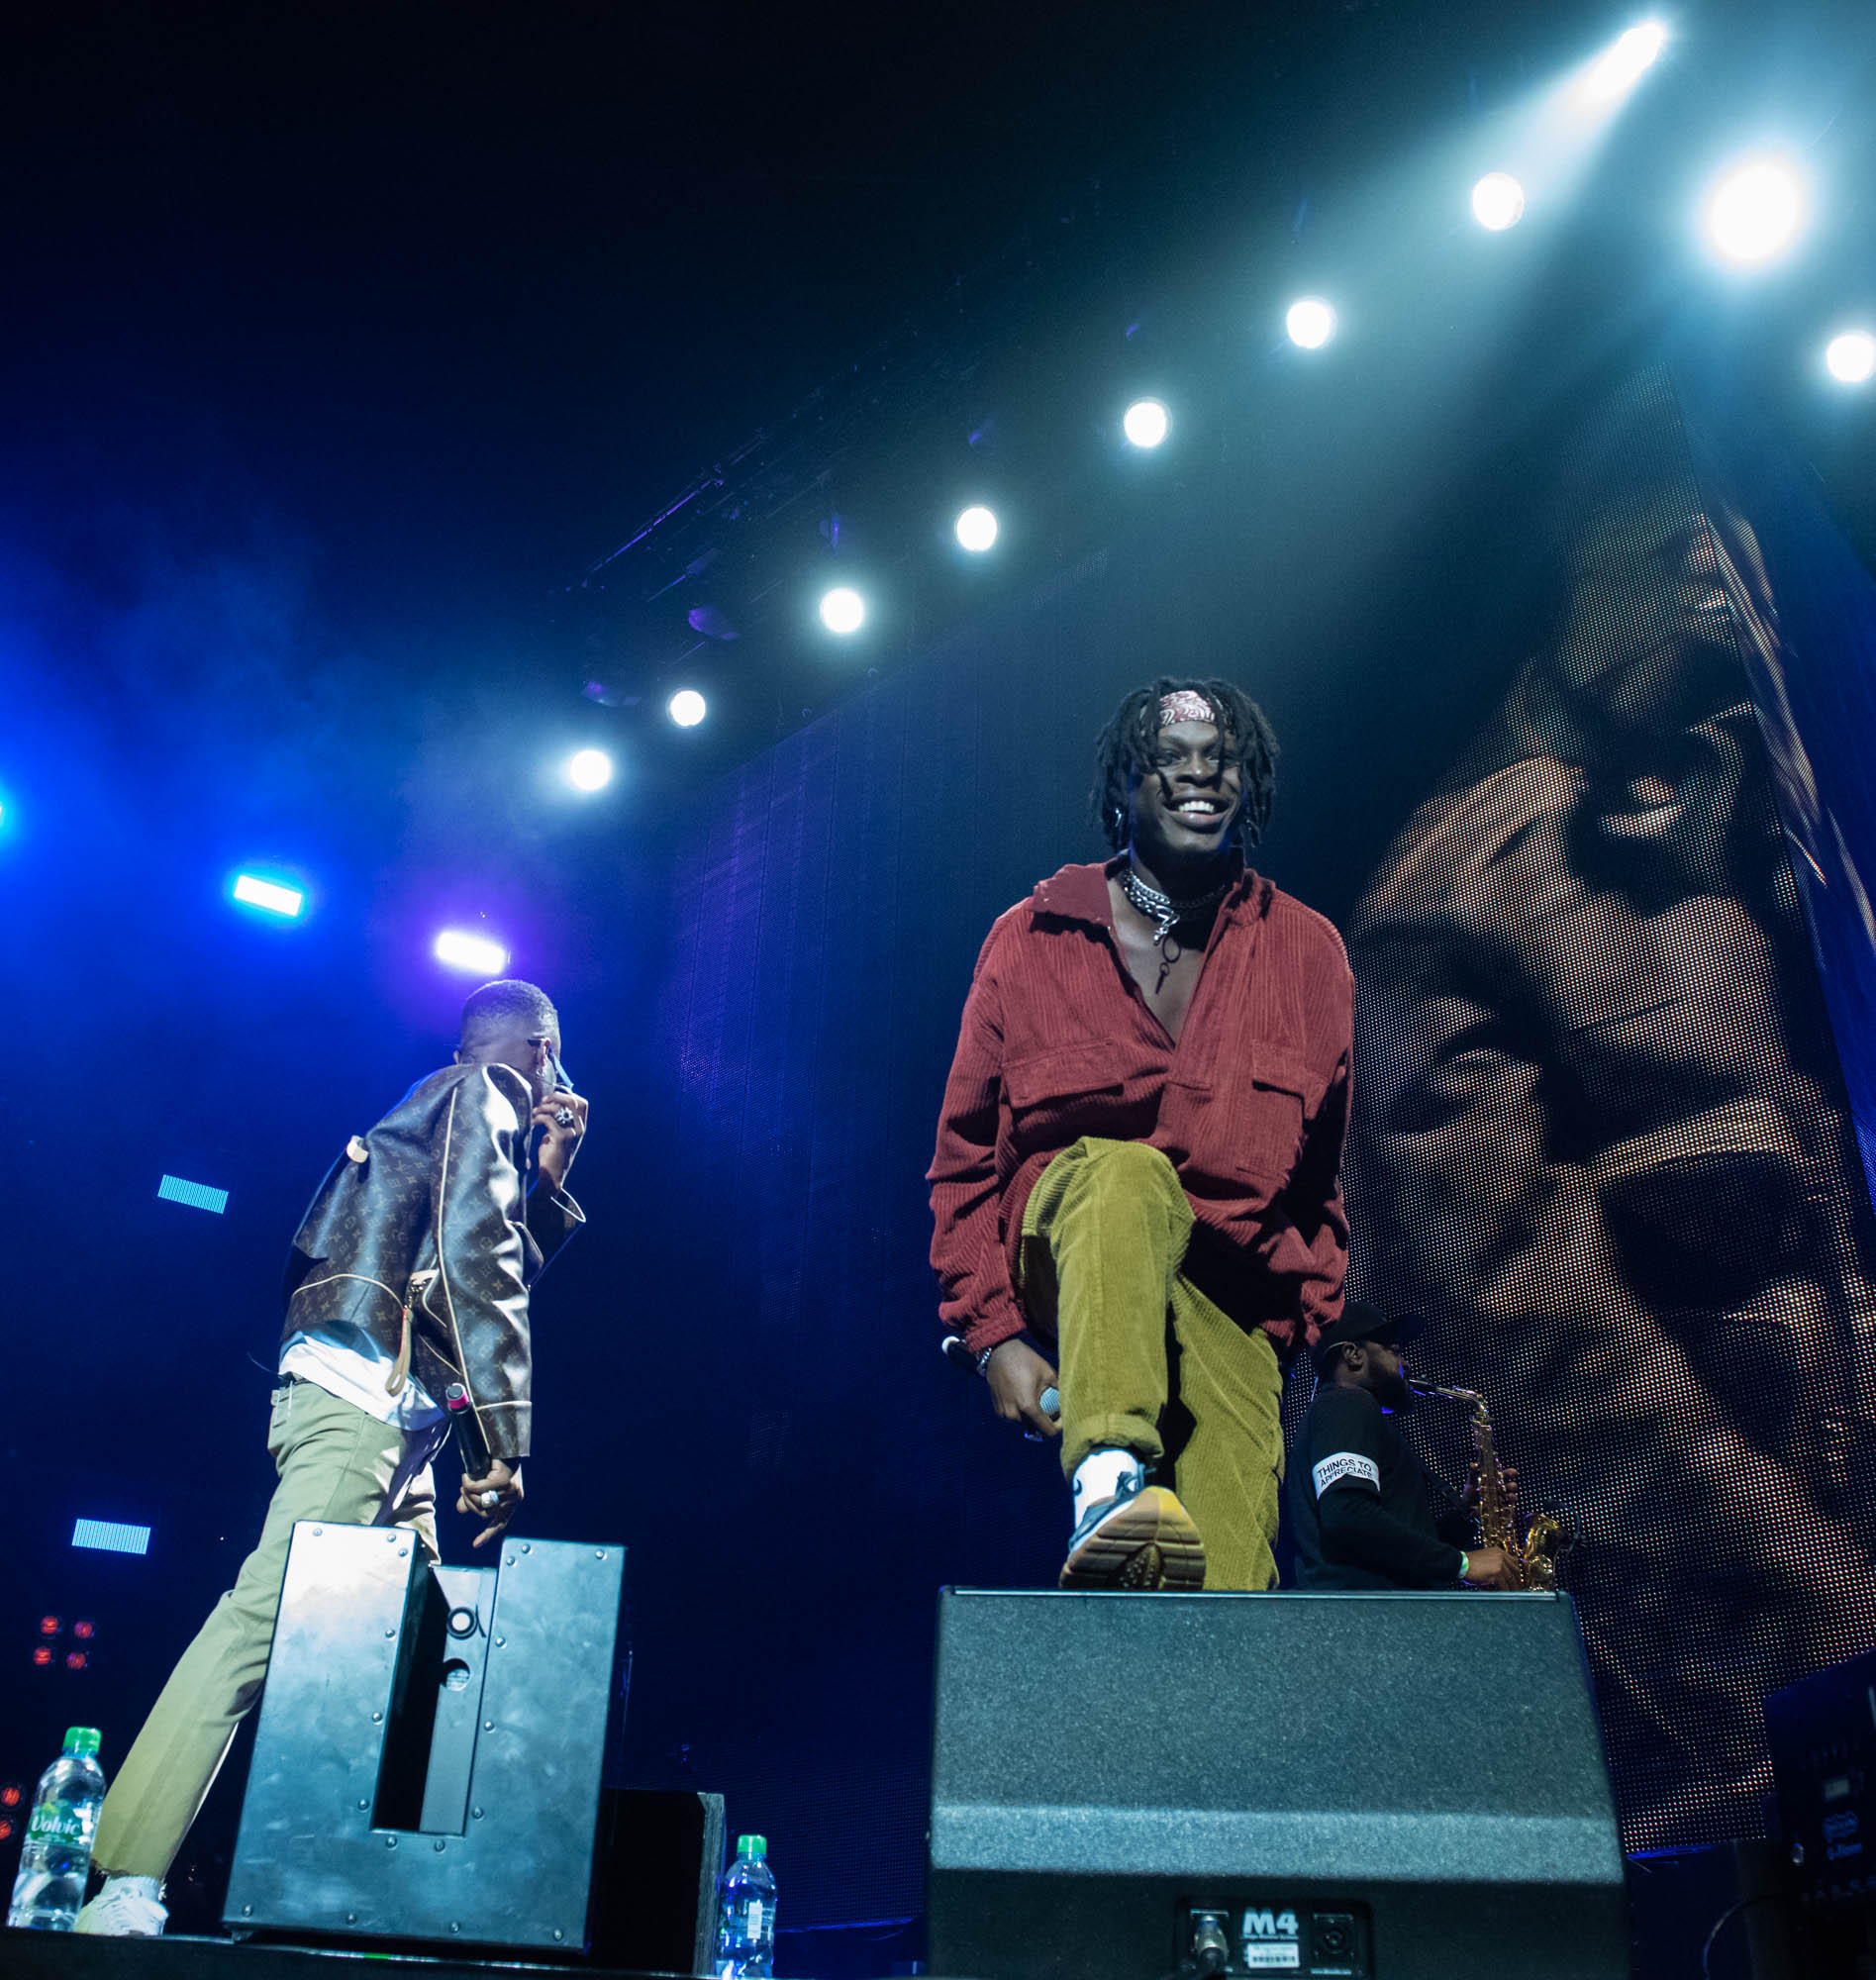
928 858 1352 1363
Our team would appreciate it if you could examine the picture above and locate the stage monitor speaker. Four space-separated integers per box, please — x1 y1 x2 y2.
928 1588 1628 1980
223 1520 625 1954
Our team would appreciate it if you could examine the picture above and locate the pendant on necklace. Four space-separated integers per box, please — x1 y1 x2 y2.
1154 933 1182 992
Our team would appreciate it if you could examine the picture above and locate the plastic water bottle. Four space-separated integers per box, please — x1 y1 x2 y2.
7 1727 106 1930
715 1832 777 1978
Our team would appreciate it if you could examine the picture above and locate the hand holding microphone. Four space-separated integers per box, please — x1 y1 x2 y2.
940 1335 1061 1438
446 1382 523 1547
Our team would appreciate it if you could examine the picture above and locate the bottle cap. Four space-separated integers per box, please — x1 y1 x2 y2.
64 1728 102 1758
737 1833 766 1860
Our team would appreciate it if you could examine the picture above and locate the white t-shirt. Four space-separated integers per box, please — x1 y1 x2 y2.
278 1323 445 1432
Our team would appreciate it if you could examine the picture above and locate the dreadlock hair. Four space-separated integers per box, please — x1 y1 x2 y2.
459 978 558 1047
1089 677 1279 854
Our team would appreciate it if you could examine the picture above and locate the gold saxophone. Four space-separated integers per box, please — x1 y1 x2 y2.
1411 1383 1562 1591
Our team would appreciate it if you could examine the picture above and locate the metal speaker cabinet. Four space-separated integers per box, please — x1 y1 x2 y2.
224 1520 626 1953
928 1588 1629 1980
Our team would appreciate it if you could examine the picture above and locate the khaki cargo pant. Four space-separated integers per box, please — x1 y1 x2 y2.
92 1378 443 1882
1021 1137 1284 1591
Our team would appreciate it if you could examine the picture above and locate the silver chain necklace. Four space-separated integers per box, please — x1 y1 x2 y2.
1121 865 1232 948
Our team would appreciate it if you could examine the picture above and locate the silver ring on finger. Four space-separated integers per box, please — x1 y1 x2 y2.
479 1490 501 1510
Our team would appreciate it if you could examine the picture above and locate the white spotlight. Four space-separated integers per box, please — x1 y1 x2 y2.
1825 331 1876 385
435 930 509 975
668 688 708 727
1285 297 1336 349
954 505 999 552
819 586 865 635
1586 20 1667 100
1471 172 1527 232
566 747 613 791
1123 399 1170 448
1703 159 1805 266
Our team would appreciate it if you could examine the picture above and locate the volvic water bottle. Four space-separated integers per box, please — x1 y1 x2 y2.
7 1728 106 1930
715 1832 777 1977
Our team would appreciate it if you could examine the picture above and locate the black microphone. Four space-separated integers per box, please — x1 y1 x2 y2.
444 1383 497 1505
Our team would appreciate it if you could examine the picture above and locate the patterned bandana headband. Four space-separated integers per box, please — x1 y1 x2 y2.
1157 689 1217 728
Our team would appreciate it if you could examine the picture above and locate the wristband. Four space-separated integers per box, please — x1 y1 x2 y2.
1457 1549 1470 1583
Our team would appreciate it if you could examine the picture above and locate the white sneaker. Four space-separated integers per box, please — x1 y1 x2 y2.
73 1876 167 1936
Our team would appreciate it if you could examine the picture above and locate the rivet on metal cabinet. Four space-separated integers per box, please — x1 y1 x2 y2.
242 1906 252 1917
483 1720 495 1732
434 1839 446 1852
494 1635 506 1648
472 1806 484 1820
385 1836 397 1849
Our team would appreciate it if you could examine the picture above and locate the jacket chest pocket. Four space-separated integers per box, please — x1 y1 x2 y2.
1237 1047 1318 1180
1004 1043 1126 1125
1167 1045 1317 1183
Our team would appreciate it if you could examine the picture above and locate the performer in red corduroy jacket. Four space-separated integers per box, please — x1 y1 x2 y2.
930 678 1351 1591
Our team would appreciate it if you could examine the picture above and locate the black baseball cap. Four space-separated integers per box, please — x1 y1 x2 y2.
1311 1300 1426 1379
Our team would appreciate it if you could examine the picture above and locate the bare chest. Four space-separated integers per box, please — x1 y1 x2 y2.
1110 912 1209 1044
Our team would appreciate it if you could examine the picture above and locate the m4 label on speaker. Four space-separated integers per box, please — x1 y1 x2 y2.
1242 1909 1301 1970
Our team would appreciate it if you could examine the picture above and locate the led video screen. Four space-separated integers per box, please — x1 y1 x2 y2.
1340 366 1876 1848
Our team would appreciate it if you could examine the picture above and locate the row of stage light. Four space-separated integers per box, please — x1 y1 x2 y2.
593 17 1870 756
226 873 516 976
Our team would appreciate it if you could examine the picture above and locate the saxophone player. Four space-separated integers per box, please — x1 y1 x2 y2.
1288 1303 1516 1590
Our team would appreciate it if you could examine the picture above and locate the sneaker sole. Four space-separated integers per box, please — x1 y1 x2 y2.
1059 1485 1206 1591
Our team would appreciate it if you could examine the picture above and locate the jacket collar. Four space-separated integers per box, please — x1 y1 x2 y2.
1031 855 1271 929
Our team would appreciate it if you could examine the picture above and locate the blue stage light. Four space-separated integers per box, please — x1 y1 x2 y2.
1123 400 1169 448
73 1519 150 1556
1285 298 1336 349
1825 330 1876 385
232 873 305 918
954 506 999 552
435 930 510 975
1585 21 1667 101
820 586 865 635
668 689 708 728
158 1174 229 1213
1471 172 1526 231
1703 158 1805 266
566 748 613 791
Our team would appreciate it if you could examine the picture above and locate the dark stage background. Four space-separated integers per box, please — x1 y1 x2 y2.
618 353 1876 1918
6 378 1876 1942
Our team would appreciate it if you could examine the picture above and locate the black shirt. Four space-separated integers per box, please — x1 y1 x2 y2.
1289 1383 1469 1590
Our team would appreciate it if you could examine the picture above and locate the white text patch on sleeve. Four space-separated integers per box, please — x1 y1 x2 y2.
1313 1451 1380 1496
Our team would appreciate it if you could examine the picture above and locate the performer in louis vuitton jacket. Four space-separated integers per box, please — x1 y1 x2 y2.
76 979 588 1938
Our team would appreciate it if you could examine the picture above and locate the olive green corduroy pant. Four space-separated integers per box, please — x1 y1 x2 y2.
1020 1137 1284 1591
92 1378 442 1882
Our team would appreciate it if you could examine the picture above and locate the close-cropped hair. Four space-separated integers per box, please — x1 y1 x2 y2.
1089 677 1279 852
459 978 558 1046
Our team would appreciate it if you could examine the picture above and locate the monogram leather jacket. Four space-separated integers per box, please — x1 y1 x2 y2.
279 1061 584 1462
